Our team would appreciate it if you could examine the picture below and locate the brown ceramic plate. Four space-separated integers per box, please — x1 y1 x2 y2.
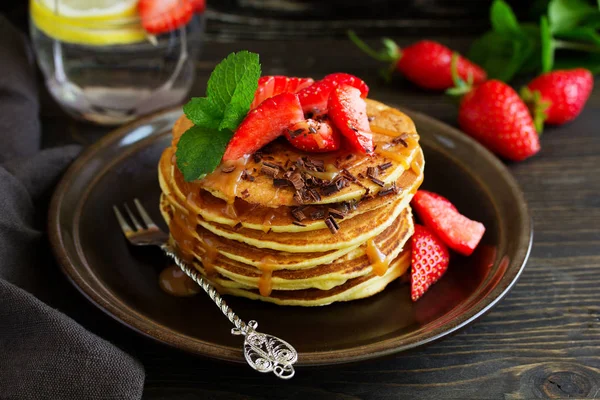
49 106 532 366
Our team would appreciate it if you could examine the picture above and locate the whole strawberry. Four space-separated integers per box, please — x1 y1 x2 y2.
522 68 593 129
411 224 450 301
349 31 486 90
458 80 540 162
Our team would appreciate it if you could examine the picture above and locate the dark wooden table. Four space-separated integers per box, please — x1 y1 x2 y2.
41 36 600 399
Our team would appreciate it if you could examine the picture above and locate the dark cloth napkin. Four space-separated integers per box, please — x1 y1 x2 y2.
0 17 145 399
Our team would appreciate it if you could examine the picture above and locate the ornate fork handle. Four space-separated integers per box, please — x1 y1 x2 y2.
162 245 298 379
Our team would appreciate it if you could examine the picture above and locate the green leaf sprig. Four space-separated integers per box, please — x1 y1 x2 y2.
470 0 600 82
176 51 261 181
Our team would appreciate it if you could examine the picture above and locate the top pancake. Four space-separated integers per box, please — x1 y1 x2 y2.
170 99 422 207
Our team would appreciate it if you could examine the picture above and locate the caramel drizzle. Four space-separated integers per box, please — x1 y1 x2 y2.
366 239 390 276
257 256 276 297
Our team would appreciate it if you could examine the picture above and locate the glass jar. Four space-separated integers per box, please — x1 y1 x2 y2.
29 0 204 125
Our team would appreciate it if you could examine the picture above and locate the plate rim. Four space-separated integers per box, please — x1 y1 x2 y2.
48 105 533 366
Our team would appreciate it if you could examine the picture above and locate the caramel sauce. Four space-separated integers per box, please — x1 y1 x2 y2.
159 265 200 297
197 236 219 276
306 163 340 181
261 212 276 233
370 125 404 137
366 239 390 276
256 256 277 297
169 210 198 262
411 159 421 175
376 135 418 170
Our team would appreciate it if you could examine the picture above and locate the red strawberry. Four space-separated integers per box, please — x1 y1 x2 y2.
349 31 486 90
251 76 314 109
190 0 206 12
411 190 486 256
327 85 374 154
522 68 593 130
223 92 304 161
411 224 450 301
458 80 540 161
297 73 369 115
285 119 341 152
138 0 197 35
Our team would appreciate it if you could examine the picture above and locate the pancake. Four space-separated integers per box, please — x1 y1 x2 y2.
158 96 425 305
159 145 424 233
169 99 422 207
216 250 411 306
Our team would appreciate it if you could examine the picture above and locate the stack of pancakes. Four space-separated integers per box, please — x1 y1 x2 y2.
158 99 424 306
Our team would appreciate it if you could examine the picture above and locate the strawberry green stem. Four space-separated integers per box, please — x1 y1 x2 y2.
446 53 472 98
347 30 400 63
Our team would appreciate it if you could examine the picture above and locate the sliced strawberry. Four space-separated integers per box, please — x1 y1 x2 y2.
285 119 341 152
251 76 314 110
412 190 485 256
223 92 304 161
297 73 369 115
411 224 450 301
327 85 374 154
138 0 195 35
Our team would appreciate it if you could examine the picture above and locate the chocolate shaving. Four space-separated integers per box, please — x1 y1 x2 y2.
325 216 339 234
308 188 322 202
310 208 326 220
392 133 409 147
233 222 243 230
291 207 307 221
379 162 393 171
289 171 305 190
273 178 291 188
357 173 365 179
288 128 305 139
308 126 317 134
261 163 279 178
253 152 263 163
293 221 307 227
378 183 401 197
294 190 307 204
370 177 385 187
367 166 379 179
321 183 340 196
368 116 375 122
328 208 345 219
221 165 236 173
241 189 250 198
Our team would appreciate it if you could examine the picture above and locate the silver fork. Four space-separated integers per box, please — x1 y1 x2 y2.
113 199 298 379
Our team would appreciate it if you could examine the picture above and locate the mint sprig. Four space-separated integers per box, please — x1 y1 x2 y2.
176 51 261 181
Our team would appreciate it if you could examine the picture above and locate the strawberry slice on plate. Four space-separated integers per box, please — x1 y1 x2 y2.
327 85 374 154
411 190 486 256
297 73 369 115
138 0 196 35
223 92 304 161
285 119 341 152
251 76 314 109
411 224 450 301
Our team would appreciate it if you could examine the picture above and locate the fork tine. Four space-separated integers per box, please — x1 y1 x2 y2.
124 203 145 231
134 198 158 228
113 205 134 236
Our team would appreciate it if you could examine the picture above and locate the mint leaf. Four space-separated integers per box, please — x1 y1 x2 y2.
206 51 261 129
175 126 234 181
184 51 261 131
491 0 521 35
183 97 222 129
549 0 598 33
555 26 600 45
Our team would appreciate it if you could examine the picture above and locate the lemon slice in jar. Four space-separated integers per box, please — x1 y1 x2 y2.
30 0 148 46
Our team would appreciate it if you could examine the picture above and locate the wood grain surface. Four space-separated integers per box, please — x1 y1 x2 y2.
41 37 600 399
